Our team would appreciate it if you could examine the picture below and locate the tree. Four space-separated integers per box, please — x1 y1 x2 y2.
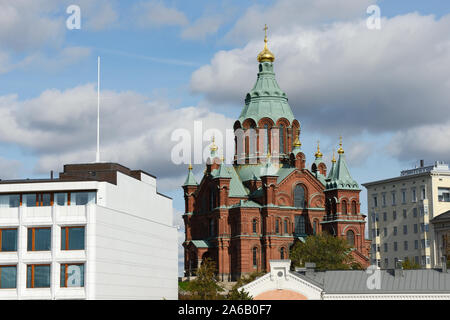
187 258 224 300
401 258 421 270
290 233 355 270
226 271 265 300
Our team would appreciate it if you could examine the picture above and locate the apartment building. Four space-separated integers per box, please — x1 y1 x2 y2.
0 162 178 299
363 161 450 269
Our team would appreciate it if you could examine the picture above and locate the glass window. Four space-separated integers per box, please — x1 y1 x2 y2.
24 194 37 207
412 189 417 202
27 265 50 288
404 241 408 251
252 248 257 267
55 193 68 206
0 195 20 208
284 220 288 234
403 209 407 218
402 190 406 203
373 196 378 207
71 192 96 206
413 208 417 217
384 243 388 252
0 229 17 252
279 124 284 154
438 188 450 202
414 224 418 233
393 226 397 236
383 212 387 221
346 230 355 247
415 240 418 249
27 228 51 251
403 225 407 235
61 227 85 250
42 193 51 207
393 211 397 220
293 185 305 208
294 215 305 235
275 220 279 234
383 228 387 237
392 193 396 205
252 219 257 233
61 264 84 288
280 247 285 260
394 242 398 251
0 266 16 289
382 194 386 206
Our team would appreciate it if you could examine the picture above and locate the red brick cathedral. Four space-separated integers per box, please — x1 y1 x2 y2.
182 29 370 280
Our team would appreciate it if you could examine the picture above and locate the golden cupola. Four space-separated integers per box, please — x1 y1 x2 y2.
257 24 275 63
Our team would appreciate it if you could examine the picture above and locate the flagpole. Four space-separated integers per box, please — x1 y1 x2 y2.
96 56 100 163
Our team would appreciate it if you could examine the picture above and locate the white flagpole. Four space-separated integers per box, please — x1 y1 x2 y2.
96 56 100 163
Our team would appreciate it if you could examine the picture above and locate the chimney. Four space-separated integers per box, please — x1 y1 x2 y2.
420 160 424 168
394 260 403 277
50 170 53 179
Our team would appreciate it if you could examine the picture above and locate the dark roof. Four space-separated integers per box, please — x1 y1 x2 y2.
295 269 450 294
431 210 450 223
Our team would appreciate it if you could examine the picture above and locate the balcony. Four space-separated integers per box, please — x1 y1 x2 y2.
0 207 19 224
322 214 365 222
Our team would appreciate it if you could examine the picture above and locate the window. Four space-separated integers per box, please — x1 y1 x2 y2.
209 219 215 237
394 242 398 251
420 223 425 233
403 209 407 218
424 224 429 232
41 194 51 206
275 219 280 234
341 200 347 215
263 124 269 154
27 227 51 251
27 264 50 288
401 190 406 203
23 194 37 207
383 212 387 221
403 225 408 235
383 228 387 237
70 192 96 206
404 241 408 251
392 192 396 205
280 247 285 260
412 189 417 202
346 230 355 247
294 215 305 235
55 193 68 206
414 256 419 264
252 219 258 234
61 264 84 287
372 229 376 238
0 229 17 252
382 194 386 207
384 258 389 268
61 227 85 250
294 185 305 208
421 188 426 200
414 224 418 234
313 220 318 235
384 243 388 252
393 211 397 220
415 240 418 249
438 188 450 202
393 226 397 236
421 239 425 249
413 208 417 217
376 229 380 236
0 266 16 289
373 196 378 207
252 248 258 267
284 219 288 234
0 194 20 208
279 124 284 154
351 201 357 215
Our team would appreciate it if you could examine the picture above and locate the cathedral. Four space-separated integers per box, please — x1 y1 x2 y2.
182 28 371 281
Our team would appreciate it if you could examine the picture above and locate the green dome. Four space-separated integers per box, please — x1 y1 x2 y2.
238 62 295 126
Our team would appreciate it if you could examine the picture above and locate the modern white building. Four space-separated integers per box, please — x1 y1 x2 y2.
0 162 178 300
363 161 450 269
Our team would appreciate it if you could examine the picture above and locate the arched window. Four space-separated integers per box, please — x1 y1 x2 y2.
275 219 280 234
294 185 305 208
351 201 357 215
252 219 258 234
279 124 284 154
284 219 288 234
342 200 347 215
313 220 318 235
263 124 269 154
252 247 258 267
332 199 337 215
347 230 355 247
209 219 215 236
210 187 216 211
280 247 285 260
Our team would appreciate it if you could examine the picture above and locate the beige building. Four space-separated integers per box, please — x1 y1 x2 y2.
363 161 450 269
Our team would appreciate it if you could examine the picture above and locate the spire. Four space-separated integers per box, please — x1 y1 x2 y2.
183 164 198 186
331 149 336 163
337 136 344 155
216 155 232 179
257 24 275 63
210 135 218 158
315 140 323 159
292 129 302 156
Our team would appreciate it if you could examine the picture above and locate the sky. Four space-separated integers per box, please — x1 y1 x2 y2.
1 0 450 275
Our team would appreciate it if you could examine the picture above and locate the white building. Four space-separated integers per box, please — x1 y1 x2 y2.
240 260 450 300
0 162 178 300
363 161 450 269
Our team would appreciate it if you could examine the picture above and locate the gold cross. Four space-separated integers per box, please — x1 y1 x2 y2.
264 24 268 37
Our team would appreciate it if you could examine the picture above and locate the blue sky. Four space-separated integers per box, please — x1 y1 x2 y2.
1 0 450 273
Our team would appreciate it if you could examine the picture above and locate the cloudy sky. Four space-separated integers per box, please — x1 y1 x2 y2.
1 0 449 274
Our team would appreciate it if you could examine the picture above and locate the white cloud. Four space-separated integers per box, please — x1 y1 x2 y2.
0 84 234 190
191 13 450 138
181 15 225 40
0 156 22 179
133 1 188 28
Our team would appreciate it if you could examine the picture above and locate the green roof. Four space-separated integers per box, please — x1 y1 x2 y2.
190 240 214 248
238 62 295 125
326 154 359 190
183 169 198 186
211 166 249 197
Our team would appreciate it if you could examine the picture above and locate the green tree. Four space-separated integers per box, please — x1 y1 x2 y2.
226 271 265 300
187 258 224 300
401 258 421 270
290 233 355 270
